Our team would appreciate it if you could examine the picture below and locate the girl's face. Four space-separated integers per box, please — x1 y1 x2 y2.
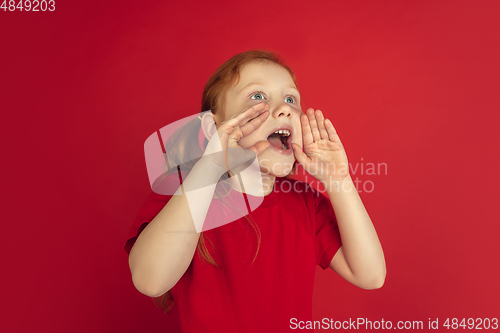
218 61 303 177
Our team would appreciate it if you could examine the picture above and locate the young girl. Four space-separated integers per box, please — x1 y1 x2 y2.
125 50 386 332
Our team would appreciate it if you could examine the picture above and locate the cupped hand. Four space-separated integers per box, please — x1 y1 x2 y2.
202 102 270 176
291 108 349 182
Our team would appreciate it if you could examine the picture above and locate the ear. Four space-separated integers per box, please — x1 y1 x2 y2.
200 112 218 141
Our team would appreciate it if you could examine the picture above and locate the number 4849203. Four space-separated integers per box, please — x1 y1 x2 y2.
1 0 55 11
443 318 498 330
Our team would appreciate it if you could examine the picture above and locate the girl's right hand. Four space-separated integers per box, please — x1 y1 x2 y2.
202 102 270 176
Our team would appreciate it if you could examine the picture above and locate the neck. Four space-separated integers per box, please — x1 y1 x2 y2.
228 171 276 196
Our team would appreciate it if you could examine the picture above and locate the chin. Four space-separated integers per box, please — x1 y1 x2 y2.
257 150 296 178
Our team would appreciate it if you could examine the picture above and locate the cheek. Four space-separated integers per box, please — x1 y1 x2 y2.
292 110 304 146
257 152 295 176
257 153 273 173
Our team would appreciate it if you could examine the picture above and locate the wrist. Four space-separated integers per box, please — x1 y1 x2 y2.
196 156 227 179
322 175 356 196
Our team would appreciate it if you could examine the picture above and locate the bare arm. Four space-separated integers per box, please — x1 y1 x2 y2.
128 103 270 297
292 108 386 290
129 158 224 297
327 176 386 289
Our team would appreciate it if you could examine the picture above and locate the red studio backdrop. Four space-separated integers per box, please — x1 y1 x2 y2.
2 1 499 332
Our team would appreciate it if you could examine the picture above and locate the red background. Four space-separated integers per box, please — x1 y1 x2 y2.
2 0 499 332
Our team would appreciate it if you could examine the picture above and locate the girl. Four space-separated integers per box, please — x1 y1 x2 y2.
125 50 386 332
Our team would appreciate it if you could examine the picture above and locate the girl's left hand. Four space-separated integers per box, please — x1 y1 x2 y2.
291 108 349 183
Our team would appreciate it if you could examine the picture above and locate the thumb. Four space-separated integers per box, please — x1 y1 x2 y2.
249 140 271 156
292 143 309 167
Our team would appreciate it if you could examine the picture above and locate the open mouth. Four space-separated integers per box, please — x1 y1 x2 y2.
267 128 293 152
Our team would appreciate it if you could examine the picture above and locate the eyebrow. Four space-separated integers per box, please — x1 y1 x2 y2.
238 82 300 96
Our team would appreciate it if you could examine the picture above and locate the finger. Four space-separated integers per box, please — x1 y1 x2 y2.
221 102 268 127
238 103 270 127
239 110 270 137
217 105 266 142
291 143 310 167
225 110 268 147
300 113 314 147
307 108 321 142
316 110 329 140
324 118 342 143
247 140 271 156
226 126 243 148
226 109 268 147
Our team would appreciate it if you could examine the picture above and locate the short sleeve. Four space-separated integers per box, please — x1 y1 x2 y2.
124 191 173 255
313 189 342 269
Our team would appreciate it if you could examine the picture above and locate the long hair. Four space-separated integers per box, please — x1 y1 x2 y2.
155 50 298 312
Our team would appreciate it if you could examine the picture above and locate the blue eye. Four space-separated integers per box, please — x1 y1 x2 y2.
251 93 265 100
285 96 295 103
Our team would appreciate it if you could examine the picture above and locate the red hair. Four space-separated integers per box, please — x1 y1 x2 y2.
202 50 298 117
155 50 298 312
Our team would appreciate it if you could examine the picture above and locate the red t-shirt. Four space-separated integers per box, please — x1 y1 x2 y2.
125 177 342 332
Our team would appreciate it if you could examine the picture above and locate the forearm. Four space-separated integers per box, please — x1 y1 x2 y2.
129 158 224 297
326 175 386 287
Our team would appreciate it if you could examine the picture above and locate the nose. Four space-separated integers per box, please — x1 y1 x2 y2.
270 102 293 119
